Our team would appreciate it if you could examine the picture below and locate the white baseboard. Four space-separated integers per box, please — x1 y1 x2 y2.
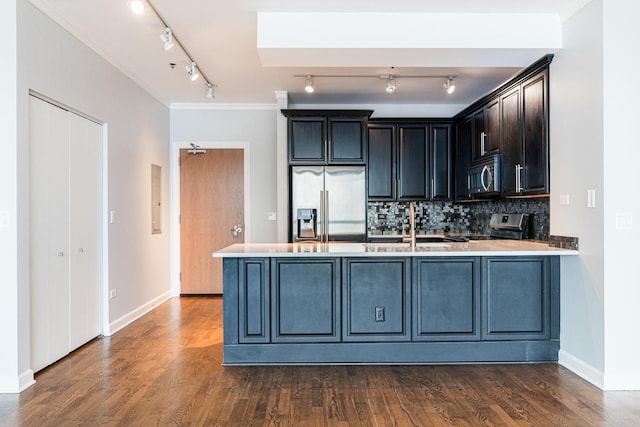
0 369 35 394
558 349 604 389
104 291 174 336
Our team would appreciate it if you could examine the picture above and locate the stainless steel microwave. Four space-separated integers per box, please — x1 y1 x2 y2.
468 154 501 196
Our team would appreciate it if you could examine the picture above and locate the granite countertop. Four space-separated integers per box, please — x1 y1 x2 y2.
213 240 579 258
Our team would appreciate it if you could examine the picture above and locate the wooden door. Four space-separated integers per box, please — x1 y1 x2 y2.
180 148 244 294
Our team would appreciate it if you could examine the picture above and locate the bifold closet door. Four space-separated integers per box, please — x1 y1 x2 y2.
29 96 71 372
69 112 103 351
29 96 103 372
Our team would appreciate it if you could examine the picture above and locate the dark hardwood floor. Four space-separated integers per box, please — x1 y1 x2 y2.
2 297 639 426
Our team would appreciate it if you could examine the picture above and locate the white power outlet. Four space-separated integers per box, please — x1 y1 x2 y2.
587 190 596 208
109 289 117 299
616 212 633 230
268 212 277 221
559 195 570 206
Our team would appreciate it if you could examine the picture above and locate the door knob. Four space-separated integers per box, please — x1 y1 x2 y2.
231 224 243 238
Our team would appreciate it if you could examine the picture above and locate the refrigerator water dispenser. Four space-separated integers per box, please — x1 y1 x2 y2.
296 208 317 240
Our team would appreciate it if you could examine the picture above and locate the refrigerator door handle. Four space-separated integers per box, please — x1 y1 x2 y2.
319 190 323 242
325 190 329 242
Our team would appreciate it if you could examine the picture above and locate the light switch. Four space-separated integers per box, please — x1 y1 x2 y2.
559 195 570 206
587 190 596 208
268 212 277 221
109 210 116 224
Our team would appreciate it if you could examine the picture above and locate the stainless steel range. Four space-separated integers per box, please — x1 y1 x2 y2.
489 213 530 240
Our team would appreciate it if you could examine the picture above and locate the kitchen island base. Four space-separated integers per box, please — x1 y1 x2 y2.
217 243 570 366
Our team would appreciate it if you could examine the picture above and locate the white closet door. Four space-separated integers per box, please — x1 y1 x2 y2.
29 96 71 372
69 113 103 351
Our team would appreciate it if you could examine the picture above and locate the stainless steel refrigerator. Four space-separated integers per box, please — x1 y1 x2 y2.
290 166 366 242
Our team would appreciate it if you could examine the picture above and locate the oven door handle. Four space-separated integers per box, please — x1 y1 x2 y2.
481 165 492 191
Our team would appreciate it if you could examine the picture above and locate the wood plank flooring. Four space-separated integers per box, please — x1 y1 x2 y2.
2 297 639 426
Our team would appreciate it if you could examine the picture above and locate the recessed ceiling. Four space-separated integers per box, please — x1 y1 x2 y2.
29 0 592 108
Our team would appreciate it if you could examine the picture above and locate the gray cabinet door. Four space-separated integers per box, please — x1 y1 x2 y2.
483 257 550 340
238 258 270 343
271 258 340 342
413 257 480 341
343 258 410 341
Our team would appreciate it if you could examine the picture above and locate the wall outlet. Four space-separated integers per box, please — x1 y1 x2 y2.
268 212 277 221
375 306 385 322
559 195 570 206
109 210 116 224
110 289 117 299
616 212 633 230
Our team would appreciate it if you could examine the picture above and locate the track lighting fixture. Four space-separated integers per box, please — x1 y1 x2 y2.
295 73 458 95
206 83 215 98
444 76 456 94
185 62 199 81
127 0 216 99
385 77 397 94
304 75 314 93
127 0 145 15
160 27 174 50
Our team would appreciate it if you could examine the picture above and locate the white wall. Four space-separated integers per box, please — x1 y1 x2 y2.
550 0 606 385
170 108 278 243
0 0 172 391
601 0 640 390
0 0 31 393
21 1 172 331
552 0 640 390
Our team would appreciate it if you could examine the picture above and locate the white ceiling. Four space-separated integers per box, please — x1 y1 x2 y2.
29 0 592 108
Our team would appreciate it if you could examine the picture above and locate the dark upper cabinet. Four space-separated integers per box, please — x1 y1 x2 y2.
471 98 500 160
431 124 452 200
367 121 452 201
398 124 429 200
367 124 396 199
501 70 549 196
454 117 473 201
283 110 372 165
500 86 522 195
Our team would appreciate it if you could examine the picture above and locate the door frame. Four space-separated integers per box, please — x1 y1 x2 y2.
170 141 251 296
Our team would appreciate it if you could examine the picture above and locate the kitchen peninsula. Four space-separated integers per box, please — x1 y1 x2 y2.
214 241 577 365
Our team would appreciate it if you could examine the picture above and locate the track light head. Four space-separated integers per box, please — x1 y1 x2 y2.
304 75 314 93
160 27 174 50
444 76 456 94
385 77 397 94
206 83 215 98
127 0 145 15
185 62 199 81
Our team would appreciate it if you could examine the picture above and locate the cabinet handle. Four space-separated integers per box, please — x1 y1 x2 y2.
431 178 435 198
396 179 401 199
467 174 471 196
515 164 523 193
319 190 325 242
481 132 486 155
325 190 330 242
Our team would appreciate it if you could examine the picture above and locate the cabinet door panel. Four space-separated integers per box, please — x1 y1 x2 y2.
343 258 409 341
484 99 500 154
367 125 395 199
289 118 326 163
483 257 549 340
455 118 473 201
272 258 340 342
431 125 451 200
500 87 521 196
413 258 480 341
330 119 365 163
239 259 270 343
398 126 428 199
522 72 549 194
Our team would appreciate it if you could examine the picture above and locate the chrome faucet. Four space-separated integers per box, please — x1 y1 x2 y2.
402 201 417 248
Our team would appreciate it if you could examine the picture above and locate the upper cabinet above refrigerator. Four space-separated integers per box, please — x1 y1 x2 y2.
282 110 373 165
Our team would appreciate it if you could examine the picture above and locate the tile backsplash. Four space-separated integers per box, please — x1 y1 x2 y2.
368 197 550 241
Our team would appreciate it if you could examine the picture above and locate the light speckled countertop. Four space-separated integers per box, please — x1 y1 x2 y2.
213 240 579 258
